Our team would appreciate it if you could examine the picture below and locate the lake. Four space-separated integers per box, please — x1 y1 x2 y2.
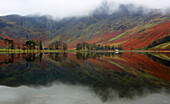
0 52 169 104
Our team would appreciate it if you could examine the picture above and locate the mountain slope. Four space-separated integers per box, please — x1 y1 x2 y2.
0 5 169 50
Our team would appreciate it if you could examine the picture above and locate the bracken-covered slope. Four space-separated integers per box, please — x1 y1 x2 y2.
0 4 169 50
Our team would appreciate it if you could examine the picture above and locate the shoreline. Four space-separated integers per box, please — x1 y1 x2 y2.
0 49 170 53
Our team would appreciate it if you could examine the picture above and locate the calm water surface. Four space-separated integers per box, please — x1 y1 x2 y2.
0 52 169 104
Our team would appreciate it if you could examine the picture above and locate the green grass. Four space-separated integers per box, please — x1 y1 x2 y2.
151 42 170 49
108 31 127 42
143 23 157 29
0 49 66 53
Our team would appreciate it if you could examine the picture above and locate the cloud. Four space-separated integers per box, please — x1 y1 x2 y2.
0 0 169 18
0 84 169 104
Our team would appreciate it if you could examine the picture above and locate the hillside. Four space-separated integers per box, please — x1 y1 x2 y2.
0 4 169 50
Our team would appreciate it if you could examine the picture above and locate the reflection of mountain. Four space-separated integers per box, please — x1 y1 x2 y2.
74 52 169 82
147 53 170 67
0 52 169 102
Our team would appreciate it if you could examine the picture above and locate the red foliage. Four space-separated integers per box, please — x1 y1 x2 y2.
67 21 170 49
122 21 170 49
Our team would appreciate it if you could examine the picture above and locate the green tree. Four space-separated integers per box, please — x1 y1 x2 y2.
4 39 9 51
11 40 14 49
17 43 20 52
25 40 36 50
22 43 26 53
97 44 101 50
82 42 87 50
63 42 67 51
118 46 123 50
111 45 114 50
8 40 14 50
76 43 82 50
39 40 43 50
104 45 108 50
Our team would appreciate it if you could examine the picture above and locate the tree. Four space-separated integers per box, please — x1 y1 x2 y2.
108 45 111 50
4 39 9 51
8 40 14 50
22 43 26 53
11 40 14 49
17 43 20 52
104 45 108 50
63 42 67 51
118 46 123 50
101 45 104 50
111 45 114 50
76 43 82 50
25 40 36 50
25 41 31 50
82 42 87 50
97 44 101 50
39 40 43 50
92 43 97 50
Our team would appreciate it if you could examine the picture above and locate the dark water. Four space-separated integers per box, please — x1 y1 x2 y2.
0 52 169 104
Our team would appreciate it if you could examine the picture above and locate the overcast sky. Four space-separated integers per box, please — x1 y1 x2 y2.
0 0 169 18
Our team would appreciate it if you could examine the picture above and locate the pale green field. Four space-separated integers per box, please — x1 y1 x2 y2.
151 42 170 50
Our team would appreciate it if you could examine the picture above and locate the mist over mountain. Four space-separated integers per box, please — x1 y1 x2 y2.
0 3 169 49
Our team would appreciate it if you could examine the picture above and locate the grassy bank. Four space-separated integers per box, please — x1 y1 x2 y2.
0 48 170 53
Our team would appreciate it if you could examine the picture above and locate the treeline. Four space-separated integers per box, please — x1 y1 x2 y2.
25 40 43 50
4 38 43 51
76 42 123 50
48 41 67 50
147 35 170 48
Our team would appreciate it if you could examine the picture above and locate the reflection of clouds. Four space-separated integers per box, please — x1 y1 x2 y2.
0 83 169 104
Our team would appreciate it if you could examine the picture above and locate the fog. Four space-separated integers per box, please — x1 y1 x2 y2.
0 0 169 18
0 83 169 104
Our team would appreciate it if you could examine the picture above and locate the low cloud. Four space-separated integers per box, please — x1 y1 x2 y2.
0 0 169 18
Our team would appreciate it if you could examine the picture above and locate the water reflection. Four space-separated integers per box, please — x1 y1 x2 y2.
1 53 43 64
0 52 169 103
48 52 67 61
147 53 170 67
76 52 124 60
0 84 169 104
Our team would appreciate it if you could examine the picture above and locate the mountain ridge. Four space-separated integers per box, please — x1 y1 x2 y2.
0 4 169 50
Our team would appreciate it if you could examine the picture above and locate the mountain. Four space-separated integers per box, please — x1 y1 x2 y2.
0 4 169 50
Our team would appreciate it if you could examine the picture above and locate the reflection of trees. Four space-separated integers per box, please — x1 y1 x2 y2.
25 53 36 62
76 52 124 60
4 54 14 64
48 53 67 61
25 53 43 63
0 53 169 102
3 53 43 64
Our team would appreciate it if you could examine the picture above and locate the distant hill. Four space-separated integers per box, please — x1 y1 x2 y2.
0 4 169 50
